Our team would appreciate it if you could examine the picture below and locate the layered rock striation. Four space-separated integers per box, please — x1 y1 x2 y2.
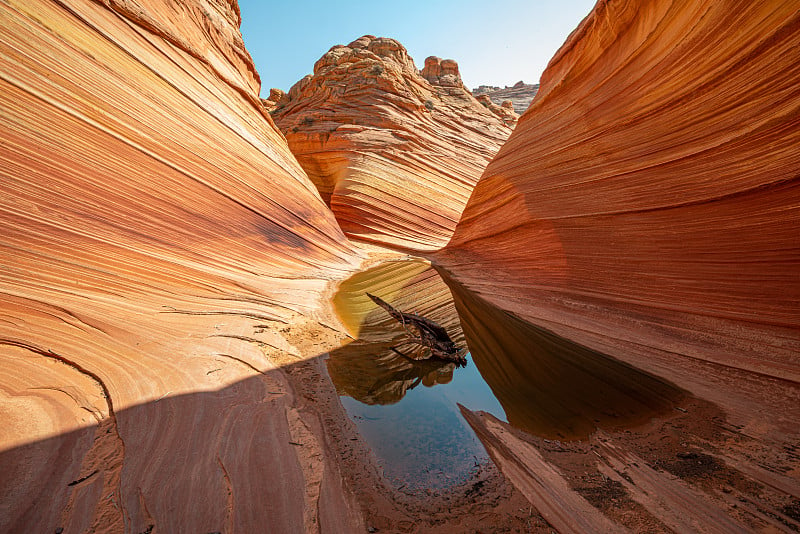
271 36 513 251
441 0 800 419
473 81 539 114
4 0 800 530
0 0 362 531
475 94 519 125
440 3 800 528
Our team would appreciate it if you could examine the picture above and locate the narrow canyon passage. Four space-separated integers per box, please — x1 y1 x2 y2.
1 0 798 531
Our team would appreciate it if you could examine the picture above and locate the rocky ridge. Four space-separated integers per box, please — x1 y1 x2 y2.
270 36 514 251
473 80 539 114
475 94 519 124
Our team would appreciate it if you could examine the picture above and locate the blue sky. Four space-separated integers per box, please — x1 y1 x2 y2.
238 0 597 94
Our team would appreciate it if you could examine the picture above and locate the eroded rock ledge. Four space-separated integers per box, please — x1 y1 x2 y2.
271 35 514 251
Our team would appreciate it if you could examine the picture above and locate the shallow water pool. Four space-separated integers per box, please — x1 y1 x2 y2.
328 258 683 491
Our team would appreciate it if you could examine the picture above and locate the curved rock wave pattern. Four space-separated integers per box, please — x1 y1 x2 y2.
272 36 513 251
0 0 360 531
442 0 800 386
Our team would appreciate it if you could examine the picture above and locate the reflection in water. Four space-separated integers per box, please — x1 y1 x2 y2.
328 260 500 490
328 339 456 405
440 270 685 440
337 364 501 491
330 259 468 406
328 258 685 490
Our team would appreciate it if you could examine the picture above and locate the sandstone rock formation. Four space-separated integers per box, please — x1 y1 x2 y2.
475 94 519 125
441 0 800 443
473 81 539 114
439 4 800 529
4 0 800 531
420 56 464 88
271 36 513 251
0 0 364 531
261 87 286 112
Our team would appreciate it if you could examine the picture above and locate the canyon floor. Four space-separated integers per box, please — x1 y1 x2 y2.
250 245 800 533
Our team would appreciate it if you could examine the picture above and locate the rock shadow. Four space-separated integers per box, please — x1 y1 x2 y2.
438 269 686 440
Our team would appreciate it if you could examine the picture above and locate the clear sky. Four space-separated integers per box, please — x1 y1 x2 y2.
238 0 597 95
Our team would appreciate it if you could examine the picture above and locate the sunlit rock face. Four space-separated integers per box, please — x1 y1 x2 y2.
0 0 360 531
271 35 513 251
261 87 286 112
441 2 800 415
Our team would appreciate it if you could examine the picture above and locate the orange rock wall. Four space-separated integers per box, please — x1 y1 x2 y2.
272 36 513 251
0 0 361 531
442 0 800 383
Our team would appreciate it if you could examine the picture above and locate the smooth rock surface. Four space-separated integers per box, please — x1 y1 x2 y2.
441 0 800 434
0 0 363 532
440 4 800 529
272 36 513 251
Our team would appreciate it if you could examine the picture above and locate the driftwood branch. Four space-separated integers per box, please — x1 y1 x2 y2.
367 293 466 366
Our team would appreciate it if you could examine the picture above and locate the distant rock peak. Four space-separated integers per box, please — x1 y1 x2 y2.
475 94 519 125
270 34 513 250
312 35 416 76
261 87 285 112
421 56 463 88
472 82 539 115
